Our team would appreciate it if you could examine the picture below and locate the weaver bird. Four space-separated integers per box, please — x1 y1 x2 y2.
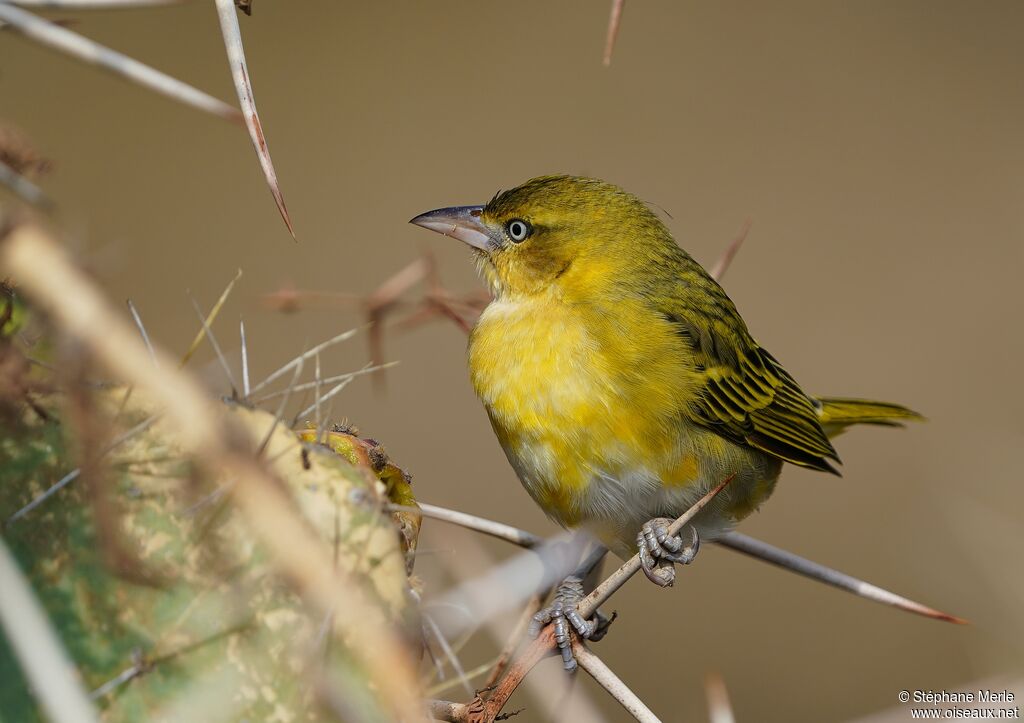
411 176 921 668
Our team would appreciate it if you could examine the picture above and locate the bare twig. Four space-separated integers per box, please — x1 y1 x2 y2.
572 641 659 723
386 502 543 550
460 484 732 722
393 499 963 628
602 0 626 67
0 3 241 123
429 528 609 723
483 592 543 689
470 625 561 722
427 699 470 723
578 476 734 620
716 531 966 624
0 538 99 723
214 0 294 236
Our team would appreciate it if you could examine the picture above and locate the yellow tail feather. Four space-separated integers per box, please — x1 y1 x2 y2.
814 397 924 438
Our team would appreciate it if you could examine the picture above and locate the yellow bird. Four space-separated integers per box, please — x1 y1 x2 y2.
411 175 921 667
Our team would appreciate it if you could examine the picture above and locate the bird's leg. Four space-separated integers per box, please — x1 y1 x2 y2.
637 519 700 587
528 545 613 671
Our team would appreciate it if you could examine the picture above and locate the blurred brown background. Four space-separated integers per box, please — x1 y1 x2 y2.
2 1 1022 721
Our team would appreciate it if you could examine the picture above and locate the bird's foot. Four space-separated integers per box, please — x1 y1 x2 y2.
637 518 700 587
527 576 616 671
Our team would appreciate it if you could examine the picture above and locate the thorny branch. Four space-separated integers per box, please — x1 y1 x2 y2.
437 480 734 723
403 486 962 721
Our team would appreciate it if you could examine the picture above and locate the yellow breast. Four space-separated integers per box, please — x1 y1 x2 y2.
468 292 703 525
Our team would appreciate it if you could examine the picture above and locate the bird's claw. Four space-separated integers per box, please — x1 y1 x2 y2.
528 576 614 671
637 519 700 587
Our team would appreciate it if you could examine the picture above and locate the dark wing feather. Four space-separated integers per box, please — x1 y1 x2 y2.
657 280 840 474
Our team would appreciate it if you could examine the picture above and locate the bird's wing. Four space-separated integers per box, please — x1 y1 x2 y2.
659 294 840 474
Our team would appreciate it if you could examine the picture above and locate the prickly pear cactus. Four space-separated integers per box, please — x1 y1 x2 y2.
0 389 420 721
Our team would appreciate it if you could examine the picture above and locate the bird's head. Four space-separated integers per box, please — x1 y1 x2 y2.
410 175 675 299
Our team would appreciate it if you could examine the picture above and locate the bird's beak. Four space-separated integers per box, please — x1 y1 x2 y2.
409 205 493 251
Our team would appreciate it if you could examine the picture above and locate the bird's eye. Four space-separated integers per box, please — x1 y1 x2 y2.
505 219 532 243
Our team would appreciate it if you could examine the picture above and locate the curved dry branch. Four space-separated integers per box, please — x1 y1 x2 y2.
572 642 658 723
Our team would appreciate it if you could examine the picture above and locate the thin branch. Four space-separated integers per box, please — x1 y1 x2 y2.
471 626 561 723
572 641 659 723
214 0 294 236
180 268 242 368
0 538 99 723
709 217 752 281
459 486 732 722
483 592 544 689
716 531 967 624
0 3 241 123
578 476 734 620
428 529 609 723
394 499 963 628
427 699 470 723
602 0 625 67
385 502 543 549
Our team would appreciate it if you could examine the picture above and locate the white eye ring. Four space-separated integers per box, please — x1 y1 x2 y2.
505 219 531 242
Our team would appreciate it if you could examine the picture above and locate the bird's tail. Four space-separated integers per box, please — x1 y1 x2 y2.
814 397 924 438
